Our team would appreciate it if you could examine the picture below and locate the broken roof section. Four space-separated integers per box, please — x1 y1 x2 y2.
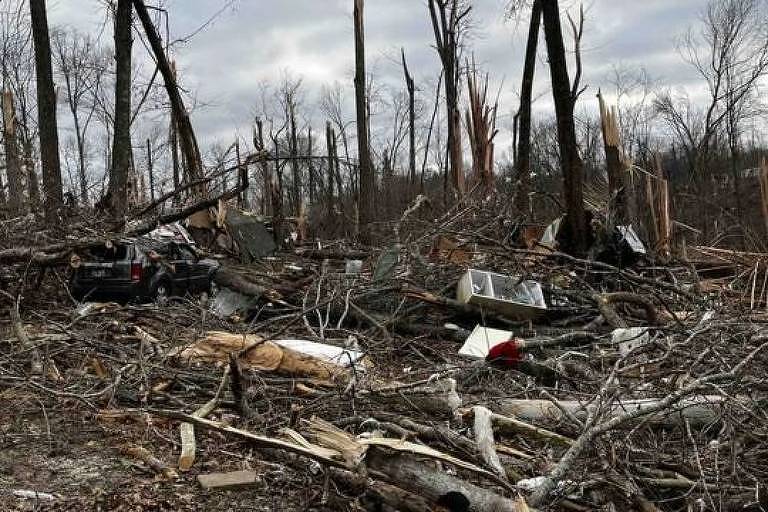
225 209 276 263
147 221 195 244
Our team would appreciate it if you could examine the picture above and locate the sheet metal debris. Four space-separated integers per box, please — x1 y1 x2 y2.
456 269 547 320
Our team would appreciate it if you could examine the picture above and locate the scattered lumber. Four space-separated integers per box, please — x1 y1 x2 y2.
197 470 260 490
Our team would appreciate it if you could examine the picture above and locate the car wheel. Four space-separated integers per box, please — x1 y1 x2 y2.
154 281 170 305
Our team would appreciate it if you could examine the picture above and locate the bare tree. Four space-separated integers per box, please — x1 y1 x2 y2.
541 0 587 254
52 29 106 206
104 0 133 217
514 0 541 216
133 0 205 197
428 0 471 197
401 48 416 191
29 0 63 221
319 81 351 166
276 73 303 216
655 0 768 195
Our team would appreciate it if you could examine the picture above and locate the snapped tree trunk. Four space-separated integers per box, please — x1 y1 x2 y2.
2 90 24 214
307 126 315 205
107 0 133 218
354 0 374 244
23 139 40 206
541 0 587 254
254 118 269 215
402 49 416 192
169 61 181 198
325 121 335 212
132 0 205 196
515 0 541 217
598 90 631 227
29 0 63 222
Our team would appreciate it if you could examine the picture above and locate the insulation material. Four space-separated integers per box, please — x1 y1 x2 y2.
273 339 366 370
458 325 515 359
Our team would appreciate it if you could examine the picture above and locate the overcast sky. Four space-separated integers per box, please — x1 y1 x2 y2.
45 0 708 163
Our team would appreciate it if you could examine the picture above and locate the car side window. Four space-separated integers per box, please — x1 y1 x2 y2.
176 244 197 261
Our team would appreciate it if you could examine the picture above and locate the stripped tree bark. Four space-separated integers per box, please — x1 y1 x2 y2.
2 89 23 214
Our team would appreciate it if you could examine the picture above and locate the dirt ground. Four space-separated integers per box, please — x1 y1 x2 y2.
0 409 323 511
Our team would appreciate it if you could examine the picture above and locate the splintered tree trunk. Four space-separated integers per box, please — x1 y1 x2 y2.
541 0 587 254
29 0 63 221
428 0 465 197
307 126 315 205
133 0 205 196
108 0 132 218
254 119 269 215
516 0 541 216
354 0 374 244
402 49 416 192
598 91 629 227
169 61 181 198
2 90 24 214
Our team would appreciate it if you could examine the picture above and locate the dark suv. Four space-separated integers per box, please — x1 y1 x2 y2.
70 237 219 302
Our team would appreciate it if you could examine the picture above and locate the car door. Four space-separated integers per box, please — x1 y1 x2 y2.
178 243 207 292
168 243 191 294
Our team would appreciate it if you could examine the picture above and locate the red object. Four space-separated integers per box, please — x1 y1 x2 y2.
130 261 142 281
486 340 521 367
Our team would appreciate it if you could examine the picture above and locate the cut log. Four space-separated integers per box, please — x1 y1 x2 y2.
178 368 229 471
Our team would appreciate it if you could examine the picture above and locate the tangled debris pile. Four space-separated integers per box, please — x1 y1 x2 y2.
2 203 768 511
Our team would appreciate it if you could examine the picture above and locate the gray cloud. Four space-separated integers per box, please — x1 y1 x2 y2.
46 0 707 164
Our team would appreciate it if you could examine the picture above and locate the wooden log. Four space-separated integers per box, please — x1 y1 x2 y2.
366 448 520 512
472 406 506 480
366 377 461 416
461 408 573 447
496 396 724 429
329 468 433 512
119 444 178 480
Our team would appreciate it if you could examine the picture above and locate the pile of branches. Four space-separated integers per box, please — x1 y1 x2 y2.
1 199 768 511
